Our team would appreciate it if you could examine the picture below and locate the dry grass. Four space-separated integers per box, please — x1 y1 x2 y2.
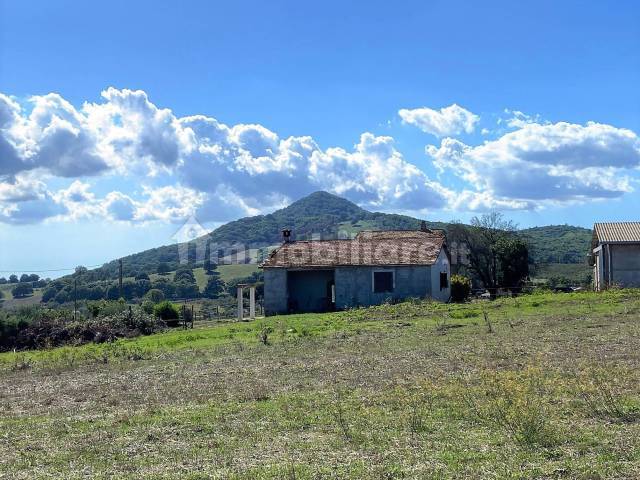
1 290 640 478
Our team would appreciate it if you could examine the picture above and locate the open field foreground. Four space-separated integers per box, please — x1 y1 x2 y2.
2 291 640 479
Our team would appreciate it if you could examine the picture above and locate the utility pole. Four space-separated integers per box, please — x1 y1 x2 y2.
118 259 123 299
73 278 77 321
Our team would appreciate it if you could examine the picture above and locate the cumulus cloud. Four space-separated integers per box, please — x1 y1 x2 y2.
0 174 69 224
0 88 451 223
52 182 207 224
399 104 479 137
427 121 640 208
2 88 639 223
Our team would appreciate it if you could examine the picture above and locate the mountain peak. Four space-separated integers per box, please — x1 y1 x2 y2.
279 191 365 217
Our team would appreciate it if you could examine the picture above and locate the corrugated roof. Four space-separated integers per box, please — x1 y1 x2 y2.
593 222 640 244
262 230 446 268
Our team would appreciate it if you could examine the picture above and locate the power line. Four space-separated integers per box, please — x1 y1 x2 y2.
0 264 104 274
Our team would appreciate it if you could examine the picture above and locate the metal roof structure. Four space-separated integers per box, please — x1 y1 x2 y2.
593 222 640 245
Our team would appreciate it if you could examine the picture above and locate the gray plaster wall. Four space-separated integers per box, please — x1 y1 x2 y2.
334 265 432 309
263 268 288 316
611 244 640 287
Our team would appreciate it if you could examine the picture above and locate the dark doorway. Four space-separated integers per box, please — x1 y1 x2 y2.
287 269 335 313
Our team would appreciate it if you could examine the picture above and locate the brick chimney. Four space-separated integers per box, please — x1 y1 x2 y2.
282 229 292 243
420 221 430 233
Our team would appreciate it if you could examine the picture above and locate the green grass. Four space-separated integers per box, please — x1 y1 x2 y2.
148 265 259 293
2 290 640 478
0 285 43 307
337 220 379 237
215 263 260 282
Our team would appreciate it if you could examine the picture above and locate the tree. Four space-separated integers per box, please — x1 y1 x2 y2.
74 266 88 276
175 281 199 299
135 272 150 281
19 274 31 283
42 286 59 303
145 288 165 303
203 275 225 299
448 213 528 298
157 263 171 275
9 275 18 283
153 301 179 321
174 266 195 283
12 283 34 298
496 237 529 292
0 277 6 284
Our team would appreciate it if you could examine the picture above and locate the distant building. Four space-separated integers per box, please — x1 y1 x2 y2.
590 222 640 291
261 227 451 315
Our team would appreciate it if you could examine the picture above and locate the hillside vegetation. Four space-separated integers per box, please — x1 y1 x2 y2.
2 290 639 478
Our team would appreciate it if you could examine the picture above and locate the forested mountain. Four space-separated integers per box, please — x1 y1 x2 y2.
520 225 592 264
75 191 591 282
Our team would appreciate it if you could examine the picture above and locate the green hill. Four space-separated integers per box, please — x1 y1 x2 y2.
76 191 591 283
520 224 592 264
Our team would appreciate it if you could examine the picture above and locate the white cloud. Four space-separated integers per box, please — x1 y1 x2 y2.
2 88 639 223
427 121 640 208
398 104 479 137
0 88 452 223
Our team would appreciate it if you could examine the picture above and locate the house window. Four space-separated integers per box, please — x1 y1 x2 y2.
373 271 394 293
440 272 449 290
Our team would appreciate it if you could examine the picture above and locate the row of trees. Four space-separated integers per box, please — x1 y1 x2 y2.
39 264 244 305
0 274 46 285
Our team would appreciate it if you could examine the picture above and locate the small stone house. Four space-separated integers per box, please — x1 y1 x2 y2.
261 228 451 315
590 222 640 291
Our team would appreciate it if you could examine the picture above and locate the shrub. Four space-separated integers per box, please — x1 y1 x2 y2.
153 301 180 321
12 283 34 298
462 368 556 447
1 307 165 351
145 288 165 303
579 368 640 423
141 300 155 315
450 275 472 302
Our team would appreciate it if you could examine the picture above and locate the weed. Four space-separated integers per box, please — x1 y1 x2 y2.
11 353 31 371
483 309 494 333
579 368 640 423
258 323 273 345
463 367 556 447
332 390 353 442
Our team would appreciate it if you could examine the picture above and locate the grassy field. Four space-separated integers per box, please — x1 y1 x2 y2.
0 284 43 308
2 290 640 478
149 265 260 293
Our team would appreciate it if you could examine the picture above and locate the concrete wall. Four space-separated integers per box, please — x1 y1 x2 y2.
334 265 432 309
593 243 640 290
430 249 451 302
611 244 640 288
263 268 288 316
265 260 452 315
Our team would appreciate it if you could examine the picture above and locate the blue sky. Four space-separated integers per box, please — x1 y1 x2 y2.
0 0 639 276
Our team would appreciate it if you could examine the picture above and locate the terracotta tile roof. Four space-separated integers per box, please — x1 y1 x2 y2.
262 230 446 268
593 222 640 244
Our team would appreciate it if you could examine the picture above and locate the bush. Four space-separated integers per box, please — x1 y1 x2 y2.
153 301 180 321
450 275 472 302
463 367 555 447
141 300 155 315
12 283 34 298
145 289 165 303
0 306 166 351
